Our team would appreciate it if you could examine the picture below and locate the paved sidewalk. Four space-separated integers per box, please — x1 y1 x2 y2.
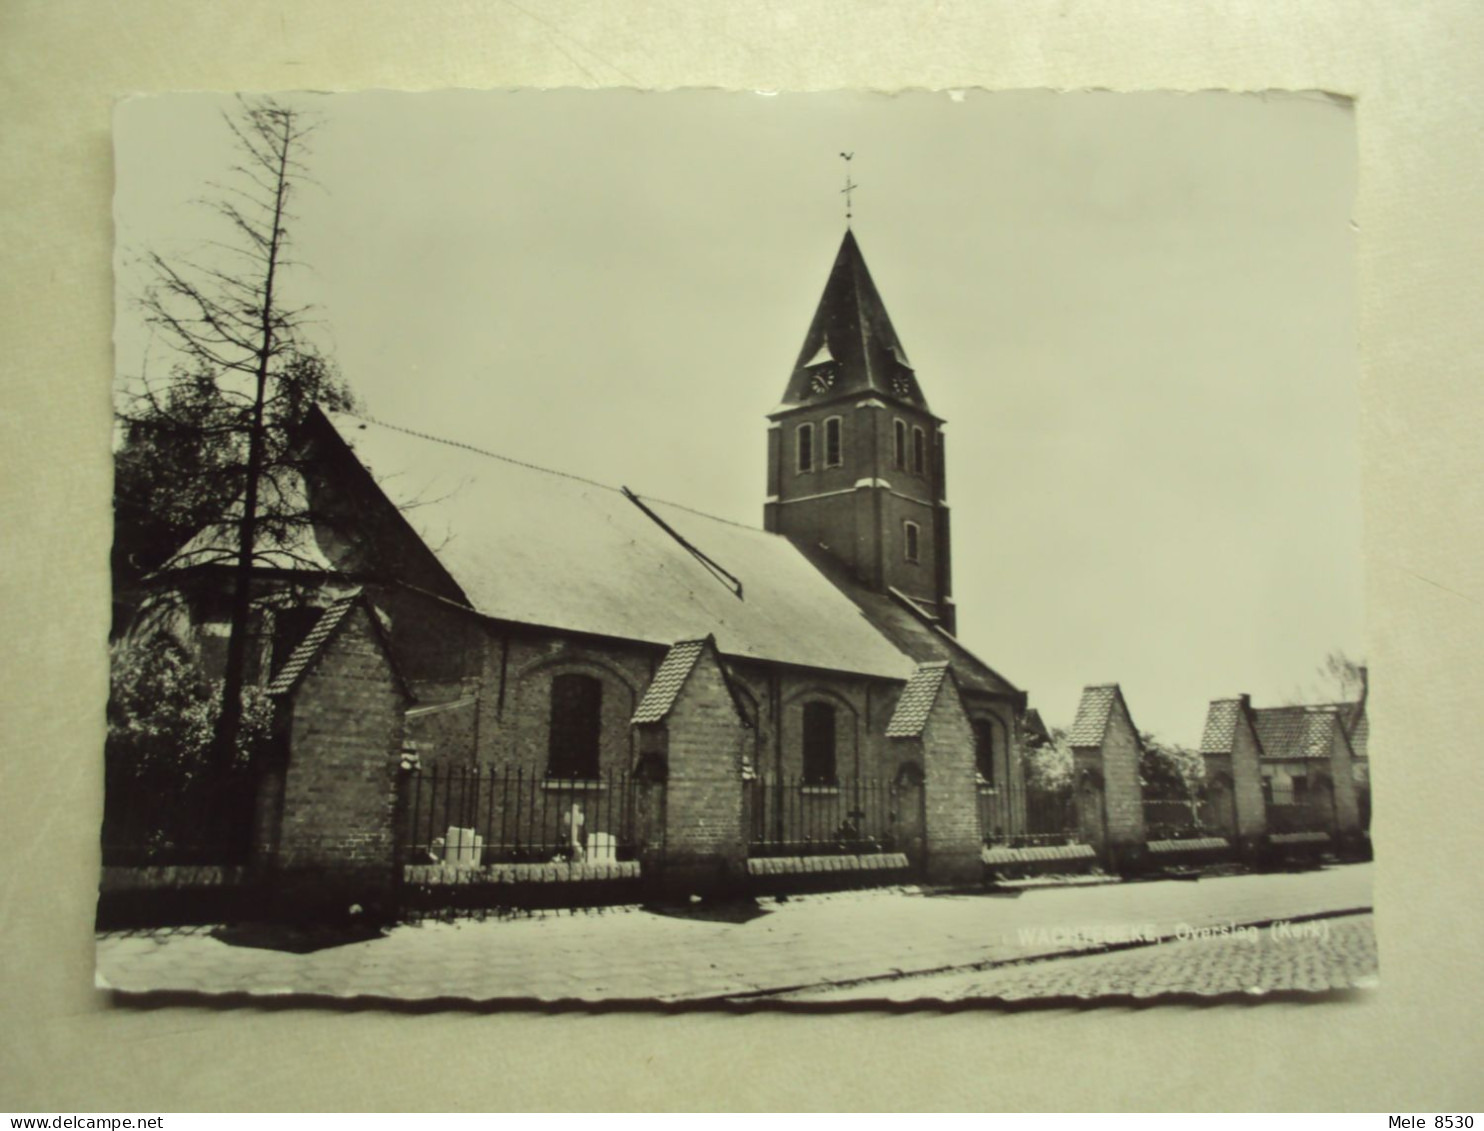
95 863 1373 1003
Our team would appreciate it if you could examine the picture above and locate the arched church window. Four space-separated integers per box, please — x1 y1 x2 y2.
823 416 843 468
801 701 837 785
797 422 815 473
972 717 998 786
912 426 926 475
548 672 602 780
893 419 907 469
903 520 921 563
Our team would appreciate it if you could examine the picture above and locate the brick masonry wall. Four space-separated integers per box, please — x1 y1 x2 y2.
1073 749 1107 851
1201 751 1238 835
1230 710 1269 839
1327 728 1361 833
919 679 984 882
962 696 1026 835
661 648 748 870
276 605 407 875
1090 695 1145 847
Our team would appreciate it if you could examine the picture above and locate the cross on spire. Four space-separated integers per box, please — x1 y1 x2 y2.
839 152 857 227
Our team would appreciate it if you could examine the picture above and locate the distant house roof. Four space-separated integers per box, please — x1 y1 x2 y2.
267 592 409 700
1068 684 1136 748
1200 698 1243 755
885 662 952 737
1252 705 1346 762
316 411 916 682
163 470 336 575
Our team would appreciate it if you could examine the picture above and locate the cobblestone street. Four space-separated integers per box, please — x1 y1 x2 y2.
781 912 1377 1002
95 863 1374 1004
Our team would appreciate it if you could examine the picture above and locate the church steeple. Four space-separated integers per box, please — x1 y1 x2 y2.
775 230 931 414
764 230 956 633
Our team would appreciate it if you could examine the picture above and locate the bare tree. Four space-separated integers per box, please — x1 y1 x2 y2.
123 95 340 773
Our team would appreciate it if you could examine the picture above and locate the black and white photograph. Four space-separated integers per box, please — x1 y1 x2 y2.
96 87 1373 1006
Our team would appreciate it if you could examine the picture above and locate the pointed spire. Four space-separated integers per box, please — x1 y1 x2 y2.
777 230 929 412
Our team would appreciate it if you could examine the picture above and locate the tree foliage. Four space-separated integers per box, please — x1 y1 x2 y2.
113 95 356 767
113 354 354 597
1021 726 1074 792
1138 731 1205 800
103 636 275 862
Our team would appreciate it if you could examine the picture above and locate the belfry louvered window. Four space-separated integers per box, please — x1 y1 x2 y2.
548 673 602 780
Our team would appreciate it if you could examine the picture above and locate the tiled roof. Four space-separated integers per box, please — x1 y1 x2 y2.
1067 685 1123 747
163 470 337 575
309 411 917 682
631 639 707 725
885 662 951 737
1253 705 1341 761
1200 699 1242 754
793 542 1019 698
266 596 360 696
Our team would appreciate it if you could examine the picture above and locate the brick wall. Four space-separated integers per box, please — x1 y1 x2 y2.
1102 694 1146 846
918 676 984 883
1201 752 1238 835
661 646 748 878
1326 726 1362 833
963 699 1026 835
276 604 407 877
1073 749 1107 852
1230 707 1269 840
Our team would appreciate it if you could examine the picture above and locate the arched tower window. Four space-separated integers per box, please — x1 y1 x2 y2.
893 419 907 470
972 717 998 787
823 416 843 468
796 422 815 473
912 426 927 475
548 673 602 780
801 701 837 785
903 520 921 563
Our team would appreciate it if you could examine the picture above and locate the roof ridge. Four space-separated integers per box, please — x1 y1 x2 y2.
338 409 761 533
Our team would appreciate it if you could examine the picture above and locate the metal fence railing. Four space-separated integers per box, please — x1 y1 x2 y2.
1141 797 1212 841
746 776 910 858
1263 782 1336 834
101 769 258 867
979 786 1079 847
403 764 651 867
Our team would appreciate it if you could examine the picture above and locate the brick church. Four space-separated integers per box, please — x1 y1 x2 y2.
141 228 1036 892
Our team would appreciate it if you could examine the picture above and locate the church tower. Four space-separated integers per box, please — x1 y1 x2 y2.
764 230 956 633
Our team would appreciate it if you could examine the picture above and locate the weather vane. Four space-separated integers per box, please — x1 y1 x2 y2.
839 152 857 227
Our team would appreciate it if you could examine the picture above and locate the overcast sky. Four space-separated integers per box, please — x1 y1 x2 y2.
113 88 1363 747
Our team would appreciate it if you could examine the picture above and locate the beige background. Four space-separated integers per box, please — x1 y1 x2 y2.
2 0 1481 1112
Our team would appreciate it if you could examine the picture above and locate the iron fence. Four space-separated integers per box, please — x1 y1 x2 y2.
101 768 258 867
1263 782 1336 834
746 776 909 857
403 764 650 866
979 786 1080 846
1141 796 1213 841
